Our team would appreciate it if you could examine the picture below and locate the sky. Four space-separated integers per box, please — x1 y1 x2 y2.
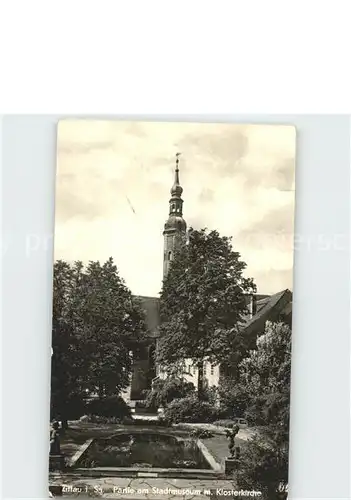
56 120 296 297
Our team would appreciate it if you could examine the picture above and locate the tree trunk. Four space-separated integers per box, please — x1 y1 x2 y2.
59 399 69 431
197 361 204 400
60 406 69 430
98 384 104 399
61 418 69 431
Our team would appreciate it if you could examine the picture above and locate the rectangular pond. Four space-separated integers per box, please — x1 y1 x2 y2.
74 431 212 470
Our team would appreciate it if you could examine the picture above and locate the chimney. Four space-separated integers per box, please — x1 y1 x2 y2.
248 294 257 319
252 294 257 316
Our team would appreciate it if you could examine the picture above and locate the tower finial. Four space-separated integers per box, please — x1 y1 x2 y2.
176 152 181 169
171 152 183 196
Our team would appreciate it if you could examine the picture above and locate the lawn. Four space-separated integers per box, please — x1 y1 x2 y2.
204 434 246 465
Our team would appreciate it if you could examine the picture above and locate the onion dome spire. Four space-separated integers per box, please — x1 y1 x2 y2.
171 152 183 197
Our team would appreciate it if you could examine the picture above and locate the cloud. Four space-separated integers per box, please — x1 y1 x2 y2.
55 120 296 296
198 188 215 203
274 157 295 191
238 201 295 240
177 126 249 177
252 269 293 295
59 141 114 155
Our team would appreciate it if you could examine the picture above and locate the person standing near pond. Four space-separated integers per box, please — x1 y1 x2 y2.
50 421 61 455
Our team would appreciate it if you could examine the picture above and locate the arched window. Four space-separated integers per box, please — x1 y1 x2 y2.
168 251 172 261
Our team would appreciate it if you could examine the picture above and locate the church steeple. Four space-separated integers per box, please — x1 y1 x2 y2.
171 153 183 198
167 153 185 217
163 153 187 279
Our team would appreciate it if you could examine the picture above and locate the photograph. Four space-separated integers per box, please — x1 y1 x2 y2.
49 120 296 500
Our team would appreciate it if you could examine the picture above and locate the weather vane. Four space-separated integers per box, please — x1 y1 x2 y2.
176 152 181 168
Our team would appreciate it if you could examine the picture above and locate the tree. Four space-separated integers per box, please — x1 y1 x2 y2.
236 432 289 500
145 375 195 409
51 258 147 427
235 321 292 498
157 228 256 397
51 260 85 427
216 377 249 418
75 258 147 396
239 321 291 431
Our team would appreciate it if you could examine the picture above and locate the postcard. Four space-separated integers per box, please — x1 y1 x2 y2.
50 120 295 500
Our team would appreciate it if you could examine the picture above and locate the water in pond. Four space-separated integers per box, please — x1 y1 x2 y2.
76 432 211 469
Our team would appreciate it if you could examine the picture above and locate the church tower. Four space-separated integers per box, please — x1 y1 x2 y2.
163 153 187 279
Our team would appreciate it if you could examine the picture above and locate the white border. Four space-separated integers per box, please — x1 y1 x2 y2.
1 115 350 500
1 1 351 114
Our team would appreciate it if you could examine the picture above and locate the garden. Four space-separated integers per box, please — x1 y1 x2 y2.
51 230 291 499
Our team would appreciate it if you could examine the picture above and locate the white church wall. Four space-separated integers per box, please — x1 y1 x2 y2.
156 358 220 391
182 358 220 390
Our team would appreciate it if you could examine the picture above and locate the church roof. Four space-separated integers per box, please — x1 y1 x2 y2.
133 289 292 340
164 215 187 232
242 289 292 336
133 295 160 336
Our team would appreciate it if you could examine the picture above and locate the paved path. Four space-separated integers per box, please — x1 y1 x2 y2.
51 475 243 499
131 415 159 421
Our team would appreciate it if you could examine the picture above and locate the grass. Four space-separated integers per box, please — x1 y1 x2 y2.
204 435 246 465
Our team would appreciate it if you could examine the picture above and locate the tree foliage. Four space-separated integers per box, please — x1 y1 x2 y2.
216 377 249 418
145 375 195 409
236 432 289 500
235 321 292 497
51 258 147 423
164 394 216 424
239 321 291 432
157 228 256 391
86 395 131 419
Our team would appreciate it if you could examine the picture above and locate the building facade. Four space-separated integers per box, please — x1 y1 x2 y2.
125 155 292 403
127 154 187 401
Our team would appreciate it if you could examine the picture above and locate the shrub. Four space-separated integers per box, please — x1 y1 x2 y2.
51 393 87 421
145 376 195 409
235 430 288 499
213 419 245 428
189 428 214 439
164 394 215 424
86 395 131 419
132 417 170 427
216 379 250 418
86 415 124 424
202 386 219 406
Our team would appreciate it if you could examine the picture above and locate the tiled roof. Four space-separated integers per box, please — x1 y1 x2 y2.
132 289 292 339
281 300 292 316
133 295 160 335
242 289 292 336
255 296 271 313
